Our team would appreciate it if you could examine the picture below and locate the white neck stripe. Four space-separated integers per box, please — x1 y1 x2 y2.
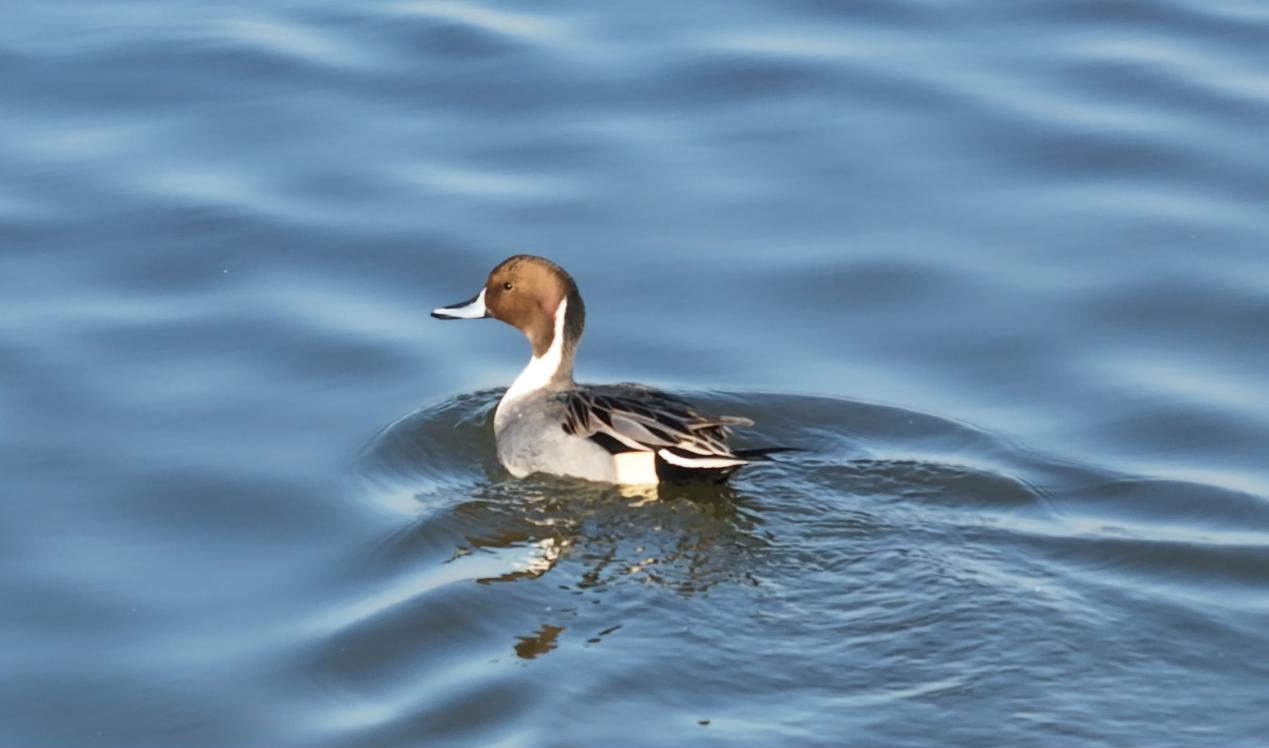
496 298 570 424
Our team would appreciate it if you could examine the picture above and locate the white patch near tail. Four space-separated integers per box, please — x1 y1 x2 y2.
614 451 659 485
656 449 749 470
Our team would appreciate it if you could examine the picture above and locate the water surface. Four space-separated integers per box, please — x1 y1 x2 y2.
3 0 1269 745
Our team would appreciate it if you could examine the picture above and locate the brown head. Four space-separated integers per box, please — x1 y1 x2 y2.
432 255 586 383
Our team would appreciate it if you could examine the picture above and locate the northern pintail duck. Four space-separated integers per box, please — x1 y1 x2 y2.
432 255 788 485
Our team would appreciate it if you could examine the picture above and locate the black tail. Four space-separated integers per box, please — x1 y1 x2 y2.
653 447 802 485
735 446 803 461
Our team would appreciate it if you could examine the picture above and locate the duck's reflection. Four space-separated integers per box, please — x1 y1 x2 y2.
513 624 563 660
425 477 769 659
458 532 570 583
448 478 765 584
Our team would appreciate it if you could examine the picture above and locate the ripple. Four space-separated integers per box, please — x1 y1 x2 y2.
355 388 1269 621
379 0 591 58
395 162 586 202
355 389 1071 614
203 11 375 70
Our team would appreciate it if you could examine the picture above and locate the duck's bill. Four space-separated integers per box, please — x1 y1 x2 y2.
431 289 489 320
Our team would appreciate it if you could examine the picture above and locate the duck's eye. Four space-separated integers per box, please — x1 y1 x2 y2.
502 282 514 291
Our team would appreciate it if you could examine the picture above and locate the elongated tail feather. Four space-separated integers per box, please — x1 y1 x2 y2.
733 446 803 461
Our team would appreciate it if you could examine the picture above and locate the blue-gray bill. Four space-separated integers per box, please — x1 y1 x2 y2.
431 289 490 320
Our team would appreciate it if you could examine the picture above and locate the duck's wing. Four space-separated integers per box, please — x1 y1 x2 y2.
556 384 758 469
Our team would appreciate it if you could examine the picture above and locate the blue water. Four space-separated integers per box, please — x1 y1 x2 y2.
4 0 1269 745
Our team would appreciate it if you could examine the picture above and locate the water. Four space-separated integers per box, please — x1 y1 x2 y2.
3 0 1269 744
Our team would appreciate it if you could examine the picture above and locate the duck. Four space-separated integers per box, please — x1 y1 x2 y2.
432 255 788 485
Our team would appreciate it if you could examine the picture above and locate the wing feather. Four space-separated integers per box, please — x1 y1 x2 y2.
556 386 761 469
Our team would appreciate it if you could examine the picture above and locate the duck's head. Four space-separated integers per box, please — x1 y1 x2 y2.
432 255 586 360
